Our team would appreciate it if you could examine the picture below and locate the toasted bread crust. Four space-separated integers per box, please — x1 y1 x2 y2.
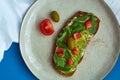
52 11 100 76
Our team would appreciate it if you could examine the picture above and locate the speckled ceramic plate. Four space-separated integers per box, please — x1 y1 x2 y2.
20 0 120 80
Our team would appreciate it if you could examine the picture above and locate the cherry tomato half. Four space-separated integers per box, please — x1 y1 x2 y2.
39 19 55 36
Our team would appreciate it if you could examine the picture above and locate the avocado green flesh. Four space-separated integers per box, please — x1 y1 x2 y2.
53 13 98 74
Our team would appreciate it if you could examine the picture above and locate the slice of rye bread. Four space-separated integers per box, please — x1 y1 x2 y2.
52 11 100 76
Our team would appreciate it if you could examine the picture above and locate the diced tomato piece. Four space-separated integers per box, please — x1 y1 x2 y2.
58 53 64 58
85 20 92 29
72 48 79 55
56 47 64 53
67 59 73 66
73 32 81 40
39 19 55 36
56 47 64 58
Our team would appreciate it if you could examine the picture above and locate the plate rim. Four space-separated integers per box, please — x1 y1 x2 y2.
19 0 40 79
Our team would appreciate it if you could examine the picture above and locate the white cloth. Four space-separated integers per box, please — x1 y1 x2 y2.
0 0 119 62
105 0 120 24
0 0 35 61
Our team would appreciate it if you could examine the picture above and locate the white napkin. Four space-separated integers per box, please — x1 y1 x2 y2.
0 0 119 62
105 0 120 24
0 0 35 61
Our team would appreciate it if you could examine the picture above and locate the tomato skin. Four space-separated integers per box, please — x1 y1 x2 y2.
56 47 64 58
56 47 64 53
72 48 79 55
58 53 64 58
85 20 92 29
39 19 54 36
67 59 73 66
73 32 81 40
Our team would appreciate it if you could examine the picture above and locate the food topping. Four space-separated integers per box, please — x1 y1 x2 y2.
58 53 64 58
67 37 75 50
64 36 70 43
67 59 73 66
73 32 82 40
85 20 92 29
39 19 54 36
51 11 60 22
56 47 64 53
72 48 79 55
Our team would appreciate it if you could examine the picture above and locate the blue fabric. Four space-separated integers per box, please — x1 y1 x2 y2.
104 55 120 80
0 43 37 80
0 42 119 80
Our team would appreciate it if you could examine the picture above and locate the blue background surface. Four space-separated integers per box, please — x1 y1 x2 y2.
0 42 120 80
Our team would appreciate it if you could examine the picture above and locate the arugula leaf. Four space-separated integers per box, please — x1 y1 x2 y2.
57 31 67 42
88 15 97 34
64 49 71 60
72 22 85 33
56 65 72 72
74 14 91 22
54 52 66 67
56 31 67 48
63 27 72 35
56 42 67 48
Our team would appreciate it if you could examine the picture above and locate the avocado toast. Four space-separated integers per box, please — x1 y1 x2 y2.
53 11 100 76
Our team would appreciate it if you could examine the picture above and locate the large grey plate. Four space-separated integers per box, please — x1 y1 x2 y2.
20 0 120 80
